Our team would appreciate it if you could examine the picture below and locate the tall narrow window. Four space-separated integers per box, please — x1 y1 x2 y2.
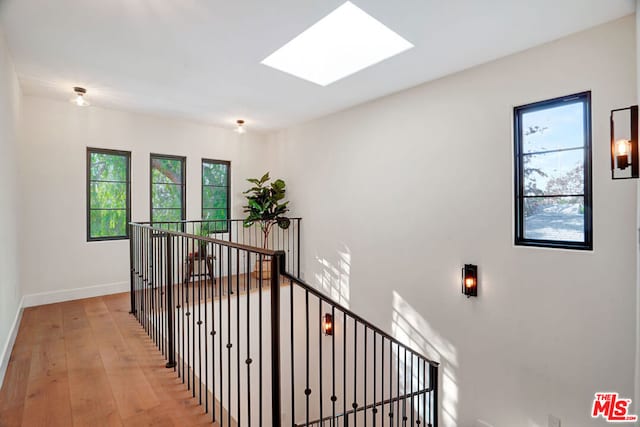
87 148 131 241
150 154 186 225
514 91 592 250
202 159 230 232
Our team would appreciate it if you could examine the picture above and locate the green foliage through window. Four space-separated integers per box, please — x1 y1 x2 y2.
87 148 131 240
151 154 186 227
202 159 230 233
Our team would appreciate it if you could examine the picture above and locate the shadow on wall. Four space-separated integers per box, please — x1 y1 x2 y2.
314 244 352 308
392 291 459 427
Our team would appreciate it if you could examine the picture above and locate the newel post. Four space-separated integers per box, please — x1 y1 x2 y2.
129 223 136 314
270 250 285 424
430 363 439 427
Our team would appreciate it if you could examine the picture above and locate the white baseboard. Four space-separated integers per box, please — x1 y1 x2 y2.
22 281 129 308
0 296 24 389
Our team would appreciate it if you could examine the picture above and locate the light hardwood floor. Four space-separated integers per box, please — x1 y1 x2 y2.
0 293 216 427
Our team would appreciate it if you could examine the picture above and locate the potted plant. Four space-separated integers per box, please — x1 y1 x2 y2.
195 222 211 255
188 222 211 276
243 172 290 279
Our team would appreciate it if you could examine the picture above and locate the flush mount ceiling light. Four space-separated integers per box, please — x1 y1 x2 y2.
235 119 246 134
261 1 413 86
70 86 90 107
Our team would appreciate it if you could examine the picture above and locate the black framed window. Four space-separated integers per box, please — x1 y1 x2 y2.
87 148 131 241
202 159 230 232
514 91 592 250
150 154 186 225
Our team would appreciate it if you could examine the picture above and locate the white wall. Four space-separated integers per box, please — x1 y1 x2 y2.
269 16 637 427
0 26 22 386
18 96 270 301
636 0 640 415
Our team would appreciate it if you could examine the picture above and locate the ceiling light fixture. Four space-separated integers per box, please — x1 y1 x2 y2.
70 86 90 107
261 1 414 86
235 119 246 134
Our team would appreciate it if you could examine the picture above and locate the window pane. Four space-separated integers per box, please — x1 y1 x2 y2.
203 162 228 186
90 182 127 209
203 208 228 220
523 196 584 242
151 158 183 184
90 153 127 181
523 149 584 196
522 102 585 153
152 208 183 223
88 149 130 241
203 187 228 209
90 209 127 238
203 209 228 231
152 183 183 209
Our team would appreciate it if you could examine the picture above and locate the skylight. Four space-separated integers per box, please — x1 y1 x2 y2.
261 1 414 86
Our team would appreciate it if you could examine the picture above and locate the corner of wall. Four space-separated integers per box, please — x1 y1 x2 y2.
0 296 23 389
0 23 24 389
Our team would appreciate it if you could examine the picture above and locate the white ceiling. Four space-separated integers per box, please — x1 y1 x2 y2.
0 0 634 131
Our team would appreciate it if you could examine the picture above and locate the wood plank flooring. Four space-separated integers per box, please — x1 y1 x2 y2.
0 293 216 427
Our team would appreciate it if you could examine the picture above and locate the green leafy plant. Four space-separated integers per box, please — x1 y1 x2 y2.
195 222 211 253
243 172 290 249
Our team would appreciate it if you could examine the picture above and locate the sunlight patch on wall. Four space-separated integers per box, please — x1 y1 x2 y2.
392 291 459 427
314 245 351 307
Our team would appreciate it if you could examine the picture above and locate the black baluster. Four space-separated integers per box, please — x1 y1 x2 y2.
247 252 252 427
258 253 263 427
410 353 414 426
227 245 232 427
211 241 217 423
354 318 357 427
373 332 376 427
305 288 310 427
290 277 295 427
204 240 209 414
218 244 224 427
403 348 407 426
364 326 367 427
319 299 323 426
344 311 347 427
331 305 336 426
381 337 385 427
236 248 241 426
165 233 176 369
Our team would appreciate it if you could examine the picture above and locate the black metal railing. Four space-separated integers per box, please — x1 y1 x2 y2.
281 272 438 427
129 220 438 427
134 218 302 278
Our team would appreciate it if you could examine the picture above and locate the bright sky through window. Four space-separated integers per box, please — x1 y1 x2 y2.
514 92 592 249
261 1 414 86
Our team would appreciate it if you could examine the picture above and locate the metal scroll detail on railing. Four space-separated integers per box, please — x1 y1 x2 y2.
129 220 438 427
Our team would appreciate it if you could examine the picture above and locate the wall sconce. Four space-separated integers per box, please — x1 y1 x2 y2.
610 105 638 179
323 313 333 336
461 264 478 298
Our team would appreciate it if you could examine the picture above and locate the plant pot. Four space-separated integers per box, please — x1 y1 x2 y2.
251 259 272 280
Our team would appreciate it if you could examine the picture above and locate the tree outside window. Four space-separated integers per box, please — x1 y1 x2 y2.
87 148 131 241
